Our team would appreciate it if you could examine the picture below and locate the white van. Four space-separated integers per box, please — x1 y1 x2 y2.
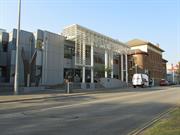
132 73 149 88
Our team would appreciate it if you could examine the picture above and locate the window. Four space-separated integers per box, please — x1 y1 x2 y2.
64 45 74 59
113 59 118 64
86 46 91 58
94 54 104 64
2 42 8 52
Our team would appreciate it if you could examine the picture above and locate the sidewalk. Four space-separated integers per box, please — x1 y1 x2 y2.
0 87 111 103
0 89 87 103
0 90 60 103
1 85 176 104
0 85 132 103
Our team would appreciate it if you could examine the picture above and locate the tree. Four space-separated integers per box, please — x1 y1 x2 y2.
176 62 180 84
94 65 112 78
105 66 112 77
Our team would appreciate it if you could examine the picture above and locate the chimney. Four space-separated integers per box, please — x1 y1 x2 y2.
157 43 160 48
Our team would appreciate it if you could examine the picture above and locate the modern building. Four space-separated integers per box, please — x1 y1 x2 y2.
127 39 167 85
0 24 130 89
62 24 130 88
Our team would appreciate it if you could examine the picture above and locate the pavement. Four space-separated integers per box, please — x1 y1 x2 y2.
0 85 179 135
0 89 67 103
0 85 178 103
0 87 119 103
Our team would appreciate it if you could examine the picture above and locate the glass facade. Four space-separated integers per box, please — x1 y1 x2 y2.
64 45 74 59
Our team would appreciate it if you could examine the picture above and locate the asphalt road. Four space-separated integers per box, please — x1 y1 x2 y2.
0 86 180 135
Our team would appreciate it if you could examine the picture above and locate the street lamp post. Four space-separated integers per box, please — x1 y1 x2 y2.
14 0 21 94
135 64 138 73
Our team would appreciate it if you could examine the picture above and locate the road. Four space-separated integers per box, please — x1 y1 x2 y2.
0 86 180 135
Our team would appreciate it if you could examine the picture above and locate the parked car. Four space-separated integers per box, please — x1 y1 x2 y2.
132 73 149 88
159 79 169 86
168 81 176 85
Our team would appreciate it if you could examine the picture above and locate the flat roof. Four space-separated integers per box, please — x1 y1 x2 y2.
63 24 129 48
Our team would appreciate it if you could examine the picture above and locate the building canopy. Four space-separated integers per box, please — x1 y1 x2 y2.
62 24 130 66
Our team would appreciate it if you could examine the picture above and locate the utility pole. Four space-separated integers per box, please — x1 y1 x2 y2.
14 0 21 95
172 64 175 83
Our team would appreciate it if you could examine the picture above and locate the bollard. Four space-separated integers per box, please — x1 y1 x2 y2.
27 74 30 87
67 82 70 94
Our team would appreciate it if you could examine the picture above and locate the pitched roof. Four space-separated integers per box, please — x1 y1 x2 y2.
127 39 164 52
127 39 148 46
129 49 148 55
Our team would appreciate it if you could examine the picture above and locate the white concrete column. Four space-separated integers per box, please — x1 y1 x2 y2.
91 45 94 83
111 51 113 78
125 54 128 83
105 50 108 78
82 34 86 83
121 54 124 81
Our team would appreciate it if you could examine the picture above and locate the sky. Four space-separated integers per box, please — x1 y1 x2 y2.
0 0 180 65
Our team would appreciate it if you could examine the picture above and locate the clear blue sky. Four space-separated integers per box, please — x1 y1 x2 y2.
0 0 180 65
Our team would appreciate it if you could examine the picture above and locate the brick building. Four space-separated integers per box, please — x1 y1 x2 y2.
127 39 167 85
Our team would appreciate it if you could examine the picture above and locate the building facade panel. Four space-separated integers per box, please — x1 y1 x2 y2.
0 31 9 82
40 31 65 85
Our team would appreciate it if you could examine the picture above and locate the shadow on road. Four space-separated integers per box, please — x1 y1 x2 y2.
0 100 178 135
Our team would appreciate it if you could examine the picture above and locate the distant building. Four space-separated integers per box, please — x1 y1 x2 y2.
127 39 167 85
0 29 6 33
167 64 180 84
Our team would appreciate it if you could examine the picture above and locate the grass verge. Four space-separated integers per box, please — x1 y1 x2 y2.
142 107 180 135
